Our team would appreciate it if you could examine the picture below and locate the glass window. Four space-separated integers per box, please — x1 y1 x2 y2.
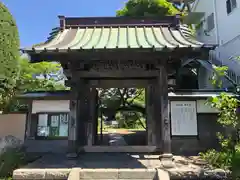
227 0 237 14
207 13 215 32
37 113 69 139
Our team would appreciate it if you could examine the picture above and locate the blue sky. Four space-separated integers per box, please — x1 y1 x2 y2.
2 0 125 47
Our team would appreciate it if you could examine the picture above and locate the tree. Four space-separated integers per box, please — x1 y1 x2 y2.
0 2 20 110
117 0 180 17
99 88 146 128
16 58 66 92
4 57 67 113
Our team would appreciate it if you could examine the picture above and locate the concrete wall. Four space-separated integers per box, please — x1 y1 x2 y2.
193 0 240 45
192 0 218 44
0 114 26 141
32 100 70 113
25 140 68 153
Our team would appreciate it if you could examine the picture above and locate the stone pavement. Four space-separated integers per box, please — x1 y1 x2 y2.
13 131 229 179
13 153 229 180
24 153 161 169
108 129 127 146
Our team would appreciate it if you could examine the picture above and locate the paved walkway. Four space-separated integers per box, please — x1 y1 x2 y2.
107 129 127 146
24 153 161 169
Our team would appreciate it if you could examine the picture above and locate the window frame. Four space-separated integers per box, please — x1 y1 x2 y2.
206 13 215 32
227 0 237 14
35 112 70 140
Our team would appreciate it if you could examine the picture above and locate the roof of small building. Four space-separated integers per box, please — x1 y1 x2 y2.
17 89 237 100
22 16 214 54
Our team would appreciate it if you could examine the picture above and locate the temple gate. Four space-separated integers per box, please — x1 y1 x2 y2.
22 15 213 162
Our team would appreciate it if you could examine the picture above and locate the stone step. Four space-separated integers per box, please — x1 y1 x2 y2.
68 168 158 180
13 168 70 180
13 168 170 180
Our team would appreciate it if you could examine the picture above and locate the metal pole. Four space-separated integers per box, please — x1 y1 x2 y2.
99 99 103 144
100 109 103 143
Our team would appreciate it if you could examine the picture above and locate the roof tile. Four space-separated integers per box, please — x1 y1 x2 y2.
26 25 206 52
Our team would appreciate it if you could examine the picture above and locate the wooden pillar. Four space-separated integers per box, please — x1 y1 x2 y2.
67 79 89 157
153 80 162 151
25 101 32 139
92 89 99 145
157 64 173 167
146 86 156 146
77 80 90 150
67 98 78 158
87 88 98 146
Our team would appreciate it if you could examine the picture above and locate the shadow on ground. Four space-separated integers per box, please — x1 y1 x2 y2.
24 153 161 169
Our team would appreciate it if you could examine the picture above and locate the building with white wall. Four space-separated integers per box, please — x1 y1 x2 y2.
192 0 240 86
17 90 228 154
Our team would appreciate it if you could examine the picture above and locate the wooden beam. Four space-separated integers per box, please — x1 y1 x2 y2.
64 70 159 78
65 79 154 88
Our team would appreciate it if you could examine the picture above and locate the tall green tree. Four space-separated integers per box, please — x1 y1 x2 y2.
5 57 67 112
117 0 180 17
0 2 20 110
16 58 66 92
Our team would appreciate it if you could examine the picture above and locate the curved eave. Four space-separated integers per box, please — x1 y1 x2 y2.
21 45 215 55
21 25 214 54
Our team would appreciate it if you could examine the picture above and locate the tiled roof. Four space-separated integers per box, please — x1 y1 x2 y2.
17 90 235 100
23 22 210 53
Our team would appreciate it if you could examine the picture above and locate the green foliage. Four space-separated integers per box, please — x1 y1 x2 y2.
201 65 240 178
99 88 146 129
0 2 20 110
4 58 67 113
16 58 66 92
204 93 240 173
199 149 232 169
0 147 26 178
116 111 146 129
208 93 239 128
116 0 180 17
211 66 229 88
199 147 240 170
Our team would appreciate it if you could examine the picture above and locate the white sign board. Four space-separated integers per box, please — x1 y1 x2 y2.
38 114 48 126
170 101 197 136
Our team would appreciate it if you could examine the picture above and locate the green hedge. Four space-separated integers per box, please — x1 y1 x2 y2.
0 2 20 108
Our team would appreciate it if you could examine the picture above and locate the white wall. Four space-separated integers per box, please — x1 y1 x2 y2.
32 100 70 113
193 0 240 45
192 0 217 44
196 100 219 113
215 0 240 45
193 0 240 85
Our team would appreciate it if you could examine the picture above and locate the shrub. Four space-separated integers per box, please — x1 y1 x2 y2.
199 144 240 171
0 147 26 178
